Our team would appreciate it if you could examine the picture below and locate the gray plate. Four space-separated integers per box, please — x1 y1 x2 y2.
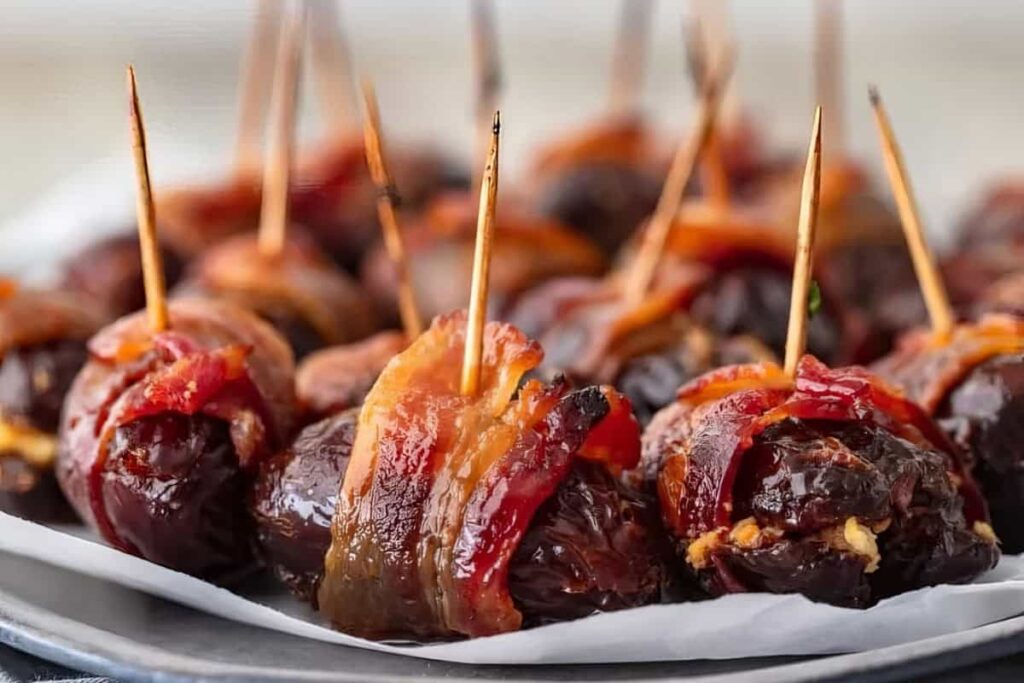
2 551 1024 683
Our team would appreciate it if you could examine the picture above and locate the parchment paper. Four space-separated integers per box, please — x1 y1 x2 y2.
2 512 1023 665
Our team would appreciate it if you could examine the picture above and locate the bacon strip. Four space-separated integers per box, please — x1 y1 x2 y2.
57 298 296 553
653 355 987 540
317 311 639 639
873 315 1024 413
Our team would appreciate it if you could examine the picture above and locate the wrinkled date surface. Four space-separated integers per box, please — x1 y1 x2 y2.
508 460 669 626
103 412 257 581
251 410 357 604
939 354 1024 552
699 419 997 607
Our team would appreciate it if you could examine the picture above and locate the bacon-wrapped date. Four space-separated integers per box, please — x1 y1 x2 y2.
0 284 106 521
648 215 851 364
56 298 296 580
175 234 375 360
299 311 666 639
643 356 998 607
751 162 923 359
508 275 775 426
360 194 606 326
874 315 1024 551
60 233 184 320
529 118 663 255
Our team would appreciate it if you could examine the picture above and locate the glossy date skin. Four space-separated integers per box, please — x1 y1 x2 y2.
251 410 357 604
536 163 661 256
103 413 257 582
700 419 998 607
0 339 89 520
938 354 1024 552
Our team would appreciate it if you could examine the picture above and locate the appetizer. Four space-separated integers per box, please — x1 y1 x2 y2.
0 282 105 521
56 67 297 580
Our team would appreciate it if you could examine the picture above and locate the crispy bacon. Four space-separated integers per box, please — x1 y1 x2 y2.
316 311 639 639
652 356 987 540
57 298 295 553
872 315 1024 413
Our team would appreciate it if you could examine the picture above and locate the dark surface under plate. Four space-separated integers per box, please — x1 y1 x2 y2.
3 551 1024 682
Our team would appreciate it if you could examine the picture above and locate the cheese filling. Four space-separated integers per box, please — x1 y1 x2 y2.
0 417 58 469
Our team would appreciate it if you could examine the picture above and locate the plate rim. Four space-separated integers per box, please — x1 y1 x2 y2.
3 584 1024 683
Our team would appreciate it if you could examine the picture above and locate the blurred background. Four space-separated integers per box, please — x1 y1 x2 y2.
1 0 1022 245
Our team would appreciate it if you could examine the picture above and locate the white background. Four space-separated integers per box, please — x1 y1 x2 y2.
1 0 1022 242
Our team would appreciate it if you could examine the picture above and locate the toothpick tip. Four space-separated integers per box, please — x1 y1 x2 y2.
492 110 501 135
867 85 881 107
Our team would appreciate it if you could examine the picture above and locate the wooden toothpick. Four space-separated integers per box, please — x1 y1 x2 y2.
234 0 282 176
309 0 356 138
126 65 169 333
460 111 501 397
470 0 501 184
814 0 844 158
361 81 423 339
684 10 731 211
783 106 823 377
868 87 956 340
257 3 305 258
607 0 653 117
623 52 733 305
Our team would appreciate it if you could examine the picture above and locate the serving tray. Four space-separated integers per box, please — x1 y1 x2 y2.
2 551 1024 682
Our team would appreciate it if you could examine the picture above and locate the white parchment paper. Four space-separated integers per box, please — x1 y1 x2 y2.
2 512 1024 665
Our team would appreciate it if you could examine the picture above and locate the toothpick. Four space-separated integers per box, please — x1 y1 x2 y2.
234 0 282 176
623 53 733 305
470 0 501 184
257 4 305 257
783 106 823 377
309 0 356 138
868 87 955 340
684 10 731 210
126 65 169 333
607 0 653 117
460 111 501 397
814 0 844 158
361 81 423 339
